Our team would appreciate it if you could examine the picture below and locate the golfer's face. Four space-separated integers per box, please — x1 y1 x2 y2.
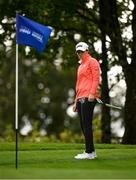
76 50 84 59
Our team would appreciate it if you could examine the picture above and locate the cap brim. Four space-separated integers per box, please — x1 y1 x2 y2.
76 47 86 52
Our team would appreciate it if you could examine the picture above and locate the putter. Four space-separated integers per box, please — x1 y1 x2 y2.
96 98 122 110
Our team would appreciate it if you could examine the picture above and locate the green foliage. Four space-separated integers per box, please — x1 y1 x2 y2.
0 0 101 137
0 0 135 143
0 116 102 143
93 116 102 143
1 124 15 142
59 130 83 143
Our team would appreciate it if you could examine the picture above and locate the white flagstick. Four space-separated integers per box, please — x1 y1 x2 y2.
15 43 19 169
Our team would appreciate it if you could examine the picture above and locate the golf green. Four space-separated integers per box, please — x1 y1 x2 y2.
0 142 136 179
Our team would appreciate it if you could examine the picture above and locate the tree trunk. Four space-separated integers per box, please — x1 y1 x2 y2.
99 0 111 143
101 41 111 143
123 67 136 144
122 2 136 144
103 0 136 144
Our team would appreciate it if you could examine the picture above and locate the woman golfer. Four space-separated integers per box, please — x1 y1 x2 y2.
73 42 100 159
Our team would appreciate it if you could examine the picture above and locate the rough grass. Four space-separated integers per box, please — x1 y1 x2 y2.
0 142 136 179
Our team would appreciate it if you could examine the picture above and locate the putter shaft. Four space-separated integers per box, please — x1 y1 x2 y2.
96 99 122 110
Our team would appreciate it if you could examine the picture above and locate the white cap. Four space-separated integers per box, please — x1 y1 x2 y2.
76 42 89 52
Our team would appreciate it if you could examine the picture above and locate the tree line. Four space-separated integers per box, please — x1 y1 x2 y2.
0 0 136 144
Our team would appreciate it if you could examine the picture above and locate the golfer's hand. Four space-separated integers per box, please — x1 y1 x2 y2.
73 102 77 112
88 93 95 102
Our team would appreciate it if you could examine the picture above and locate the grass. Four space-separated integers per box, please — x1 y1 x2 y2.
0 142 136 179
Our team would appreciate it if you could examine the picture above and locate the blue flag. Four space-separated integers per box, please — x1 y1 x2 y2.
16 14 52 52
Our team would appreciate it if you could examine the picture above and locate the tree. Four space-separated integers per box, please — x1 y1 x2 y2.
0 0 102 136
1 0 136 143
123 0 136 144
99 0 111 143
99 0 136 144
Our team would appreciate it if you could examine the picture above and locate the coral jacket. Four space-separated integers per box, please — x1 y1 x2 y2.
75 52 100 102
